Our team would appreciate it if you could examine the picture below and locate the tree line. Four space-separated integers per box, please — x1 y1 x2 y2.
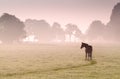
0 2 120 43
0 13 83 43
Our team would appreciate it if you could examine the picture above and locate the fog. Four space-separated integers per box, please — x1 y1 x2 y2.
0 2 120 45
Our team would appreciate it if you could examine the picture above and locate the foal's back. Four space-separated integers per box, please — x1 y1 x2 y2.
86 44 92 53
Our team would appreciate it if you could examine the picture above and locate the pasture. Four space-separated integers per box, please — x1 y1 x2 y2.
0 44 120 79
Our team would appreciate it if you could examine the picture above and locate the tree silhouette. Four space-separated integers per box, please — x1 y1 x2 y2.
106 2 120 41
74 27 82 40
86 20 105 41
65 24 82 42
52 22 65 42
25 19 52 43
65 24 77 40
0 13 26 43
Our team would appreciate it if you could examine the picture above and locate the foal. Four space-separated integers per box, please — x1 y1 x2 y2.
80 42 93 60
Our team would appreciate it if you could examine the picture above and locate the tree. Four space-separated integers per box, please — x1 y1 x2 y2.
25 19 52 43
106 2 120 41
65 24 82 42
52 22 65 42
86 20 105 41
74 27 82 40
0 13 26 43
65 24 77 40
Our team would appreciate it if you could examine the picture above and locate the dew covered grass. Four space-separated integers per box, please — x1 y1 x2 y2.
0 44 119 79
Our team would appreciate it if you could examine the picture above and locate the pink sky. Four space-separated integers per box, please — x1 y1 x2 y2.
0 0 119 33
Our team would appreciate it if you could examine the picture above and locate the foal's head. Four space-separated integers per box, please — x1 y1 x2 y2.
80 42 88 49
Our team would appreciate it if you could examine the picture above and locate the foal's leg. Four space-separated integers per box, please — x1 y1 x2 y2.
90 53 92 60
88 53 91 60
88 52 92 60
85 52 87 60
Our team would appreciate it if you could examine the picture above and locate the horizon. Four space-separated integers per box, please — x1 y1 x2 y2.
0 0 119 33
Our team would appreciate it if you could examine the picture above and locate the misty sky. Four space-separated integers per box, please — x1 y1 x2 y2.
0 0 119 32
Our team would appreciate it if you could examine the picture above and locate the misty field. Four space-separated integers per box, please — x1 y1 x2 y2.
0 44 120 79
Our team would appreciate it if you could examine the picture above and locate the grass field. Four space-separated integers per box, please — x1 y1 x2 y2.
0 44 120 79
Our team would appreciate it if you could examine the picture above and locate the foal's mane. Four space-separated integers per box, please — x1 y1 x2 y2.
82 42 88 46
